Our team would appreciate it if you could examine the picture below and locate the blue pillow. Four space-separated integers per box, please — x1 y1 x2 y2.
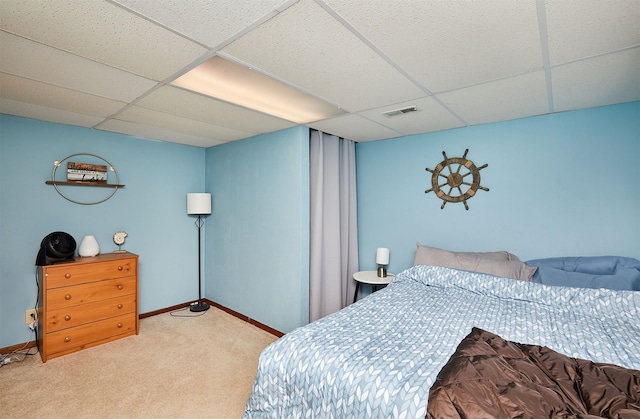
526 256 640 291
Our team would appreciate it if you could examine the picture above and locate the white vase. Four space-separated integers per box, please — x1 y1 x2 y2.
78 235 100 257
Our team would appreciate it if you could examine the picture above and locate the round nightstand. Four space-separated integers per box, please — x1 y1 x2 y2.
352 270 394 303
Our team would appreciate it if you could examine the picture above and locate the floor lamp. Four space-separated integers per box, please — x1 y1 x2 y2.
187 193 211 312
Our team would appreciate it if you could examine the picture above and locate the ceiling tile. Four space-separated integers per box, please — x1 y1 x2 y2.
112 0 295 48
0 98 105 128
0 31 157 102
309 114 402 142
0 0 206 80
111 106 255 142
438 71 550 126
0 73 126 118
222 0 424 111
136 86 296 134
98 119 225 148
545 0 640 65
1 0 638 147
360 97 465 136
552 48 640 112
324 0 543 92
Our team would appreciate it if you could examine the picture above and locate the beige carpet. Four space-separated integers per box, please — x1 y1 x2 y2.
0 307 278 418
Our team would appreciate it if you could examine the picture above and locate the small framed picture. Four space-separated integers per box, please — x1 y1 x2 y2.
67 162 108 183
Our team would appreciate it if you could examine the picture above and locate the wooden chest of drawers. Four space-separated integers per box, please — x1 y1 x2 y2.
37 252 138 362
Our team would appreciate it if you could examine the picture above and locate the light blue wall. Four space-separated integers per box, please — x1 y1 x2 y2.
0 115 205 348
356 102 640 274
205 126 309 333
3 102 637 346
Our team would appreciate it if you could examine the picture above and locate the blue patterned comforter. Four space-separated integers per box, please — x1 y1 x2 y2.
244 265 640 418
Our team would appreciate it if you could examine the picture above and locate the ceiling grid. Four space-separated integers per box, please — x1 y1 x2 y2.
0 0 637 147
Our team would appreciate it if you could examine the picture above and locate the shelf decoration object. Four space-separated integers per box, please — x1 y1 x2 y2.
425 149 489 210
46 152 124 205
66 162 108 183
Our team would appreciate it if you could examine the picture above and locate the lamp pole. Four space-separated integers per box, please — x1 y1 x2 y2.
190 215 209 312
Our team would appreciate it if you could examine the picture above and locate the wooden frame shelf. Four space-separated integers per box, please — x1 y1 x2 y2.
46 180 125 188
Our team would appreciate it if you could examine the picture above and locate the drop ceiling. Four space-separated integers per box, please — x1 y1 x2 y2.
1 0 638 148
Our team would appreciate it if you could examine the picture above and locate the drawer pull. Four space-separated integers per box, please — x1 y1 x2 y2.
117 284 123 290
118 266 124 271
117 323 123 328
65 294 72 300
117 304 123 309
64 336 71 343
64 315 71 321
65 273 71 279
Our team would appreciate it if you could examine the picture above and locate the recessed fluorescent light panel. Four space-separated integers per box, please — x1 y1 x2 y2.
171 56 345 124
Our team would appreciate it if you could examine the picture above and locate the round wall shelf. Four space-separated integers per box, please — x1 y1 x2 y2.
47 152 124 205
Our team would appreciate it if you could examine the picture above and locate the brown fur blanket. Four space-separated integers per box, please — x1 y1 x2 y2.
427 328 640 418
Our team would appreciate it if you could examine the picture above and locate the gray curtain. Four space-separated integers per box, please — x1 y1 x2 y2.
309 129 359 322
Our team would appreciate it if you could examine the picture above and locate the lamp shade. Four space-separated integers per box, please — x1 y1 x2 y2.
376 247 390 265
187 193 211 215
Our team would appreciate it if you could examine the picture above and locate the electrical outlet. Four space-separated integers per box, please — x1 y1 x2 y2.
25 309 37 325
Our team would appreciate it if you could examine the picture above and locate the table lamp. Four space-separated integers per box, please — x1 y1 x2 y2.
376 247 389 278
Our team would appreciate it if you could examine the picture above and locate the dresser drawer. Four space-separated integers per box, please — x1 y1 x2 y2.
44 257 137 288
47 276 136 309
46 294 136 332
46 313 136 356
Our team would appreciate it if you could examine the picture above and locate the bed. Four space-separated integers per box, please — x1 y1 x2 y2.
243 245 640 418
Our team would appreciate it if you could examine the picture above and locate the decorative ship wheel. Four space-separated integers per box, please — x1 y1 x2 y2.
425 149 489 210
